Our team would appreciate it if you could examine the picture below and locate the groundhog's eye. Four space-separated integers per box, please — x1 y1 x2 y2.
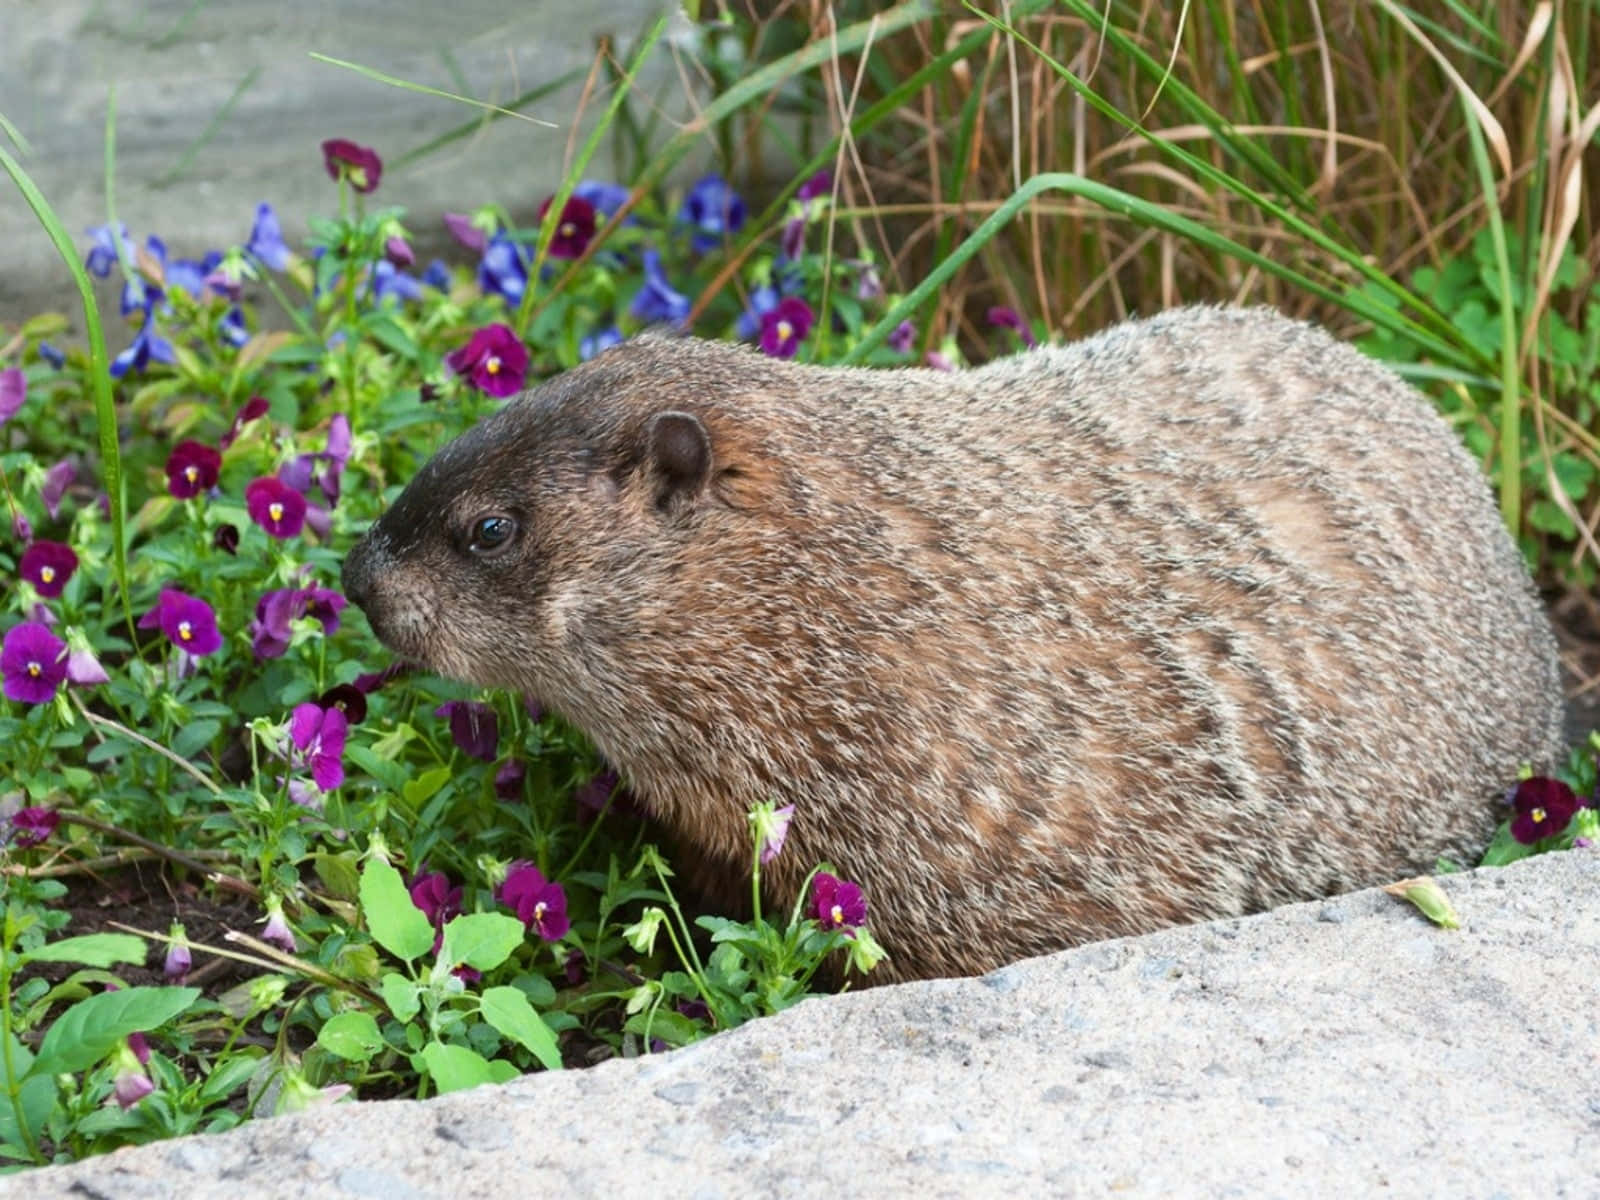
467 514 518 556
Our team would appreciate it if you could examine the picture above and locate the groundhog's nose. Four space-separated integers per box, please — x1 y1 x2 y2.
341 538 375 610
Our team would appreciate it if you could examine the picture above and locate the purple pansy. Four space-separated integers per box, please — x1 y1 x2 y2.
796 169 833 203
317 683 367 725
435 699 499 762
758 804 795 865
0 367 24 424
579 326 624 361
246 476 308 539
537 194 597 259
321 138 383 193
213 524 240 555
64 631 109 686
41 459 76 519
812 871 867 931
887 320 916 354
443 211 490 254
2 622 68 704
678 174 746 252
138 588 223 657
494 758 527 801
630 249 690 324
410 870 463 934
261 897 296 952
500 862 569 942
165 440 222 499
384 235 415 268
164 924 191 983
113 1040 155 1110
19 540 78 598
445 324 529 397
987 306 1037 348
759 297 813 359
290 702 348 792
250 586 347 659
11 806 60 847
221 395 270 450
247 202 291 270
1509 776 1580 844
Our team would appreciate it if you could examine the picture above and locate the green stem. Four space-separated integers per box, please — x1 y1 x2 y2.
0 935 44 1163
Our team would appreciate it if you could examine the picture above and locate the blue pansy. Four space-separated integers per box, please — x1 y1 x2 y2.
574 180 630 222
219 307 250 348
110 309 177 378
38 342 66 370
736 285 779 340
370 260 423 304
678 174 746 253
85 223 131 277
422 259 452 290
579 326 624 361
629 249 690 324
478 235 529 303
248 202 292 271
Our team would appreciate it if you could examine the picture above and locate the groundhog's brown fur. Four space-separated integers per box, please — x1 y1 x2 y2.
342 305 1564 985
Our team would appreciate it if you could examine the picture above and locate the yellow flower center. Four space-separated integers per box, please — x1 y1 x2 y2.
776 320 794 341
350 167 368 190
485 355 501 375
1531 806 1547 823
533 901 547 922
178 621 193 642
27 660 41 678
560 222 576 238
830 903 844 924
269 502 285 521
40 566 55 583
184 465 199 483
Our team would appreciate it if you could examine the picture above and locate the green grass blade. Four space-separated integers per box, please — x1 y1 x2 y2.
388 70 585 172
515 12 670 336
841 172 1414 364
0 131 130 627
307 53 559 128
157 66 262 186
1461 101 1520 532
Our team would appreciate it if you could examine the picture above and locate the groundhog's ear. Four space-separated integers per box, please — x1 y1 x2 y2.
645 410 712 511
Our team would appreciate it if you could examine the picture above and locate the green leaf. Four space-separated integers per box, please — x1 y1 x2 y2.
439 913 525 972
171 718 221 760
1478 822 1536 868
419 1041 496 1094
401 766 451 808
0 1072 57 1151
380 972 421 1023
18 932 149 969
196 1052 263 1104
479 986 562 1071
359 857 435 963
29 986 201 1077
317 1011 386 1063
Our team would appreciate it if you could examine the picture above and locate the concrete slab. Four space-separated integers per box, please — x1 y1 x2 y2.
11 850 1598 1198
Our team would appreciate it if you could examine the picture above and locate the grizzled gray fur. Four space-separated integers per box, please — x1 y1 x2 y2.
343 306 1564 984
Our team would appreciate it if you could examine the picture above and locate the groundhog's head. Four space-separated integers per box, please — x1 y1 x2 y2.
340 337 784 714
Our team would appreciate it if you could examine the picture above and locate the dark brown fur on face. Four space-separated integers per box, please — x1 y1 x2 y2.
342 306 1564 985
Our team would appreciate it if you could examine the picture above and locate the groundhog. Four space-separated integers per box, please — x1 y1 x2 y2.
342 305 1565 985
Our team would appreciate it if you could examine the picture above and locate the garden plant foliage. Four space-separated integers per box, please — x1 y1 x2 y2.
1 0 1597 1170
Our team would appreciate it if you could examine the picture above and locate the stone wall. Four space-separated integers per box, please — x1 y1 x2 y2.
0 0 679 323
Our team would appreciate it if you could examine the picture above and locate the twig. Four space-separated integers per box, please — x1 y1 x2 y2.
56 812 259 900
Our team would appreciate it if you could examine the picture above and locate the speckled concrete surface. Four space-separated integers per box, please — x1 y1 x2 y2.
10 850 1598 1199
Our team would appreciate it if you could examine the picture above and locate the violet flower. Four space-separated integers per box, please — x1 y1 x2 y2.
247 202 291 270
445 324 529 397
1509 776 1580 844
246 476 308 539
138 588 223 657
679 174 746 252
11 806 60 848
41 459 76 518
19 540 78 599
422 260 452 290
164 923 192 984
410 871 463 932
537 194 597 259
629 249 690 324
38 342 65 370
112 1041 155 1110
84 223 131 277
0 367 24 424
579 326 623 361
887 320 916 354
109 307 177 378
500 862 569 942
290 702 348 791
435 699 499 762
477 235 529 303
219 306 250 348
370 260 424 304
384 235 415 268
213 524 240 555
321 138 383 193
63 629 109 686
754 803 795 865
165 440 222 499
574 180 630 220
260 896 296 952
220 395 270 450
2 622 68 704
987 305 1038 349
494 758 526 801
812 871 867 931
444 211 490 254
759 297 814 359
317 683 367 725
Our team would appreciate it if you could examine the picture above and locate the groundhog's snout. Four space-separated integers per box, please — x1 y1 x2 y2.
340 533 380 613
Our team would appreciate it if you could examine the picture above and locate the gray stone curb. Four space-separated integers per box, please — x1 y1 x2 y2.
9 850 1598 1199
